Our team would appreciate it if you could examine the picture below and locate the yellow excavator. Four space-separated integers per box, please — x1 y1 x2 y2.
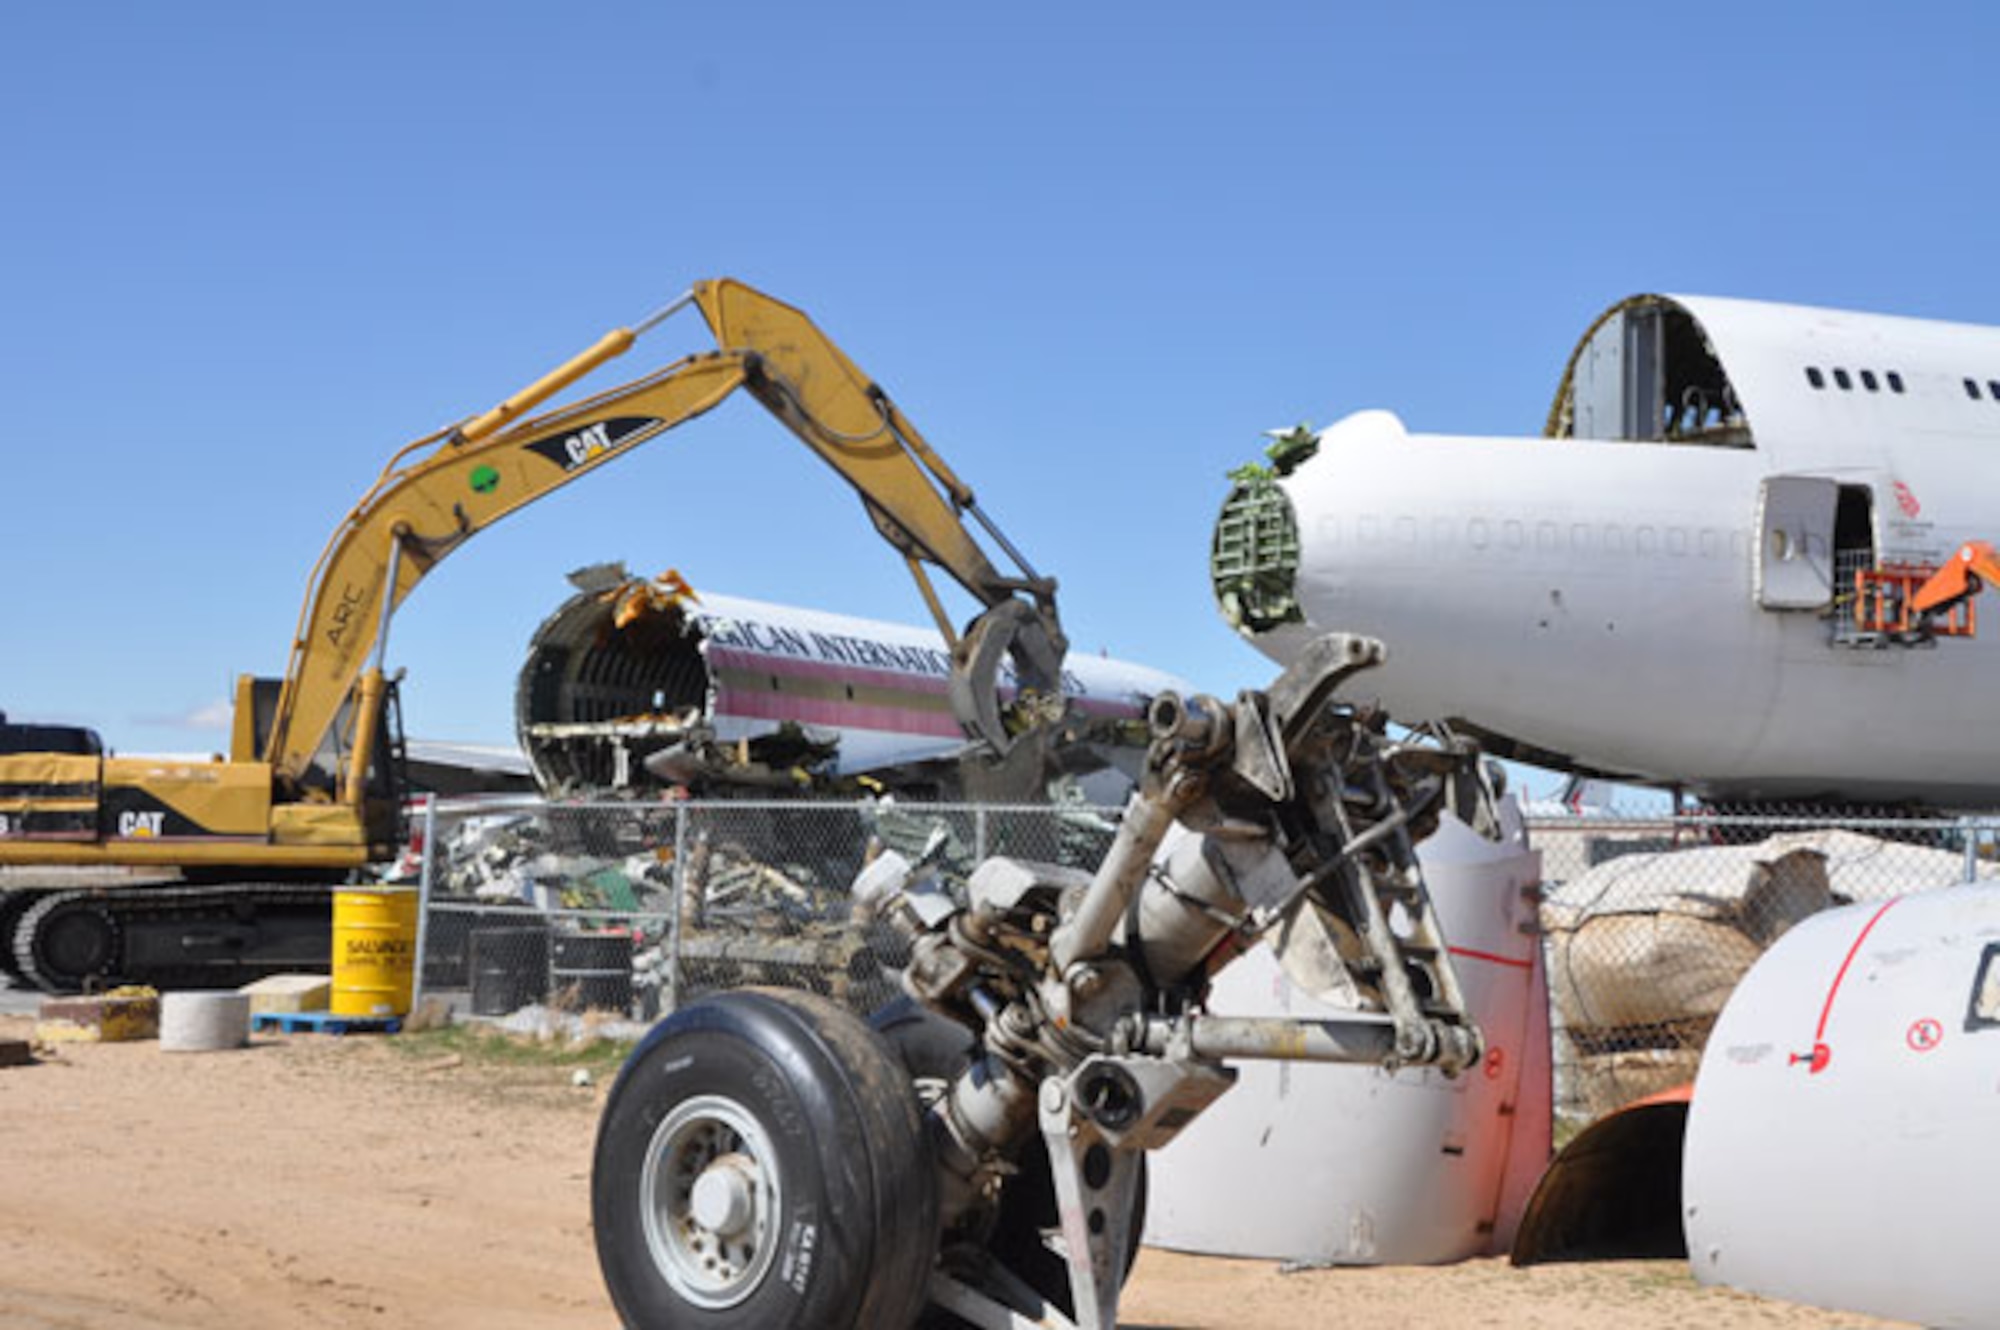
0 280 1068 991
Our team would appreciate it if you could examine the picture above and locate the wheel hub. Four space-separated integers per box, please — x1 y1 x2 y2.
639 1094 782 1309
690 1154 758 1236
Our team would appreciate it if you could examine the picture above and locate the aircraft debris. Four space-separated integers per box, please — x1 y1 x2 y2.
1684 883 2000 1326
1510 1086 1691 1265
1543 839 1803 1116
1542 829 1991 1116
516 564 1179 803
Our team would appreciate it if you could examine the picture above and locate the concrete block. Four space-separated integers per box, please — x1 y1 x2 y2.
238 973 332 1015
36 989 160 1043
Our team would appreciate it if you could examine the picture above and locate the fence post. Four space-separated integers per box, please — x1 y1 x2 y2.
975 804 989 862
1964 816 1982 885
668 801 687 1014
410 794 439 1012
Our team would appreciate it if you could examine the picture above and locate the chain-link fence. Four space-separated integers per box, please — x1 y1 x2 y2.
409 796 1121 1027
407 794 2000 1128
1531 808 1996 1125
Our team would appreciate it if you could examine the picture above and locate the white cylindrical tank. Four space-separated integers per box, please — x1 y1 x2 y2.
1683 883 2000 1328
1145 810 1549 1264
159 991 251 1053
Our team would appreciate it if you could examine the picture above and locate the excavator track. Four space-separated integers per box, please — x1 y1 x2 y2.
6 882 338 993
0 889 41 984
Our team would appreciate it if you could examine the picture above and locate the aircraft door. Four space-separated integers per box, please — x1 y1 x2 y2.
1755 475 1839 609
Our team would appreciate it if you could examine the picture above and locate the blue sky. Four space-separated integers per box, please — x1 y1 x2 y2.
5 3 1998 791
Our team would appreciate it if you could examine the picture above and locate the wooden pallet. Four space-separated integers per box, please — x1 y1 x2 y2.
250 1011 402 1036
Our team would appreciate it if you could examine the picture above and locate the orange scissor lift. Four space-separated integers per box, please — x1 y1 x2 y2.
1848 540 2000 641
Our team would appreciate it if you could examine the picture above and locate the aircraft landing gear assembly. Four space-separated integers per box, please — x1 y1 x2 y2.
592 636 1491 1329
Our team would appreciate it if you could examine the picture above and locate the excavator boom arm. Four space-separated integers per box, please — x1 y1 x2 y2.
266 281 1065 791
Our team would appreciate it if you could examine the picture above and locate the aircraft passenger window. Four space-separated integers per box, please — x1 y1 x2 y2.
1988 380 2000 400
1503 521 1525 551
1667 529 1689 556
1965 378 1982 400
1469 519 1491 550
1860 370 1879 392
1887 371 1906 394
1805 367 1826 389
1967 943 2000 1031
1700 529 1721 558
1833 369 1853 390
1571 523 1593 552
1636 526 1658 555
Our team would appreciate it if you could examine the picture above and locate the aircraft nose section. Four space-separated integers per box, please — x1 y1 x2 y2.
1211 411 1409 636
1211 440 1307 634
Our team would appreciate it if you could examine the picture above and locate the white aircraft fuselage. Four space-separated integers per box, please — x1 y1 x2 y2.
1215 295 2000 806
683 590 1186 771
517 566 1189 794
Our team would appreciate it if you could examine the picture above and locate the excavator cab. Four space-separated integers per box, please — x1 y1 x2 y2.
0 715 103 757
232 674 410 852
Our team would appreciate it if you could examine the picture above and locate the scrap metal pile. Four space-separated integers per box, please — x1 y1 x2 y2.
414 796 1121 1019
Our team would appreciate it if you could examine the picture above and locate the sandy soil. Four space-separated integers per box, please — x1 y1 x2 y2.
0 1013 1905 1330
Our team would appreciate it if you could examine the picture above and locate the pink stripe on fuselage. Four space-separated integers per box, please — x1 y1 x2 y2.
714 689 965 738
706 646 1144 720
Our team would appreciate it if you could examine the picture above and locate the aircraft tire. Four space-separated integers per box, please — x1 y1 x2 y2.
593 987 937 1330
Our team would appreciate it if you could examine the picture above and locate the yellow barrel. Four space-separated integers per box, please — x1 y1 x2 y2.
331 888 419 1018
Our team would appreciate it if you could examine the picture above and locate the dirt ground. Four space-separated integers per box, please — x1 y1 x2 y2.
0 1013 1906 1330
